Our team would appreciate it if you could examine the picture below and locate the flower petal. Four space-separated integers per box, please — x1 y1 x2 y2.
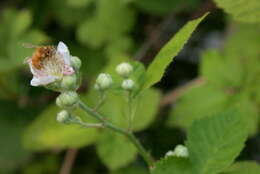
30 76 57 86
57 41 70 65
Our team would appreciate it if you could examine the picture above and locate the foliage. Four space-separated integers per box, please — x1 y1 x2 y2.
214 0 260 23
153 109 248 174
168 23 260 135
143 13 208 90
152 157 192 174
0 0 259 174
97 133 138 170
23 104 99 150
187 109 247 174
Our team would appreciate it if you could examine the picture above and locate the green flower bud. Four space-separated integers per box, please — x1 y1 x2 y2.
56 91 79 109
116 62 133 78
60 74 78 90
172 145 189 158
57 110 71 124
95 73 113 90
70 56 82 70
121 79 134 90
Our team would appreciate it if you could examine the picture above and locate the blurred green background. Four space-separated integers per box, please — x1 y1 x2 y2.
0 0 259 174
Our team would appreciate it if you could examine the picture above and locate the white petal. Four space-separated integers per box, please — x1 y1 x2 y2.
30 76 57 86
57 41 70 65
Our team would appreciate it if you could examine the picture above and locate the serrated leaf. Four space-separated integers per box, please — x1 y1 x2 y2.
97 132 137 170
143 13 208 90
214 0 260 23
187 109 248 174
151 157 192 174
221 161 260 174
167 84 230 129
23 104 98 151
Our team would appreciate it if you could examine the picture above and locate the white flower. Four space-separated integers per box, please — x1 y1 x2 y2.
26 41 75 86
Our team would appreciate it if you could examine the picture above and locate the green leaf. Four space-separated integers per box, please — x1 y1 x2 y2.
221 161 260 174
67 0 93 8
167 84 230 129
236 96 259 136
187 109 248 174
143 13 208 90
11 10 32 38
23 104 99 151
151 157 192 174
214 0 260 23
77 0 136 48
111 166 148 174
97 132 137 170
200 49 243 89
50 0 91 27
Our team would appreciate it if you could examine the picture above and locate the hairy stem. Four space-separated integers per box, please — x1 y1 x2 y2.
78 100 155 169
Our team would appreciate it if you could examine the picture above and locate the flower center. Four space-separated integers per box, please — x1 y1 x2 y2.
41 53 65 78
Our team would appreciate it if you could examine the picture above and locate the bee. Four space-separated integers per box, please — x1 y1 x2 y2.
23 43 56 70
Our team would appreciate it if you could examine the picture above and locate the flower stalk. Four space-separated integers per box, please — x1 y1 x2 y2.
78 100 155 169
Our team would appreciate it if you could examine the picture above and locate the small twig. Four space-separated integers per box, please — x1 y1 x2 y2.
160 77 206 107
77 121 104 128
59 149 78 174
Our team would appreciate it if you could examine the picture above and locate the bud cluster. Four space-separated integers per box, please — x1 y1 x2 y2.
94 62 136 92
116 62 135 91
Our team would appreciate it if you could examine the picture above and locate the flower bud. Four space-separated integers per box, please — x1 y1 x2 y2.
172 145 189 158
165 150 174 158
116 62 133 78
121 79 134 90
70 56 82 70
60 74 78 90
95 73 113 90
57 110 71 124
56 91 79 109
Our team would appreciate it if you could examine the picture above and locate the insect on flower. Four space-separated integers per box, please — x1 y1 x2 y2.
24 42 75 86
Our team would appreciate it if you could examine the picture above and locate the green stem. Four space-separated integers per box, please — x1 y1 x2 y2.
78 100 155 169
94 92 106 111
